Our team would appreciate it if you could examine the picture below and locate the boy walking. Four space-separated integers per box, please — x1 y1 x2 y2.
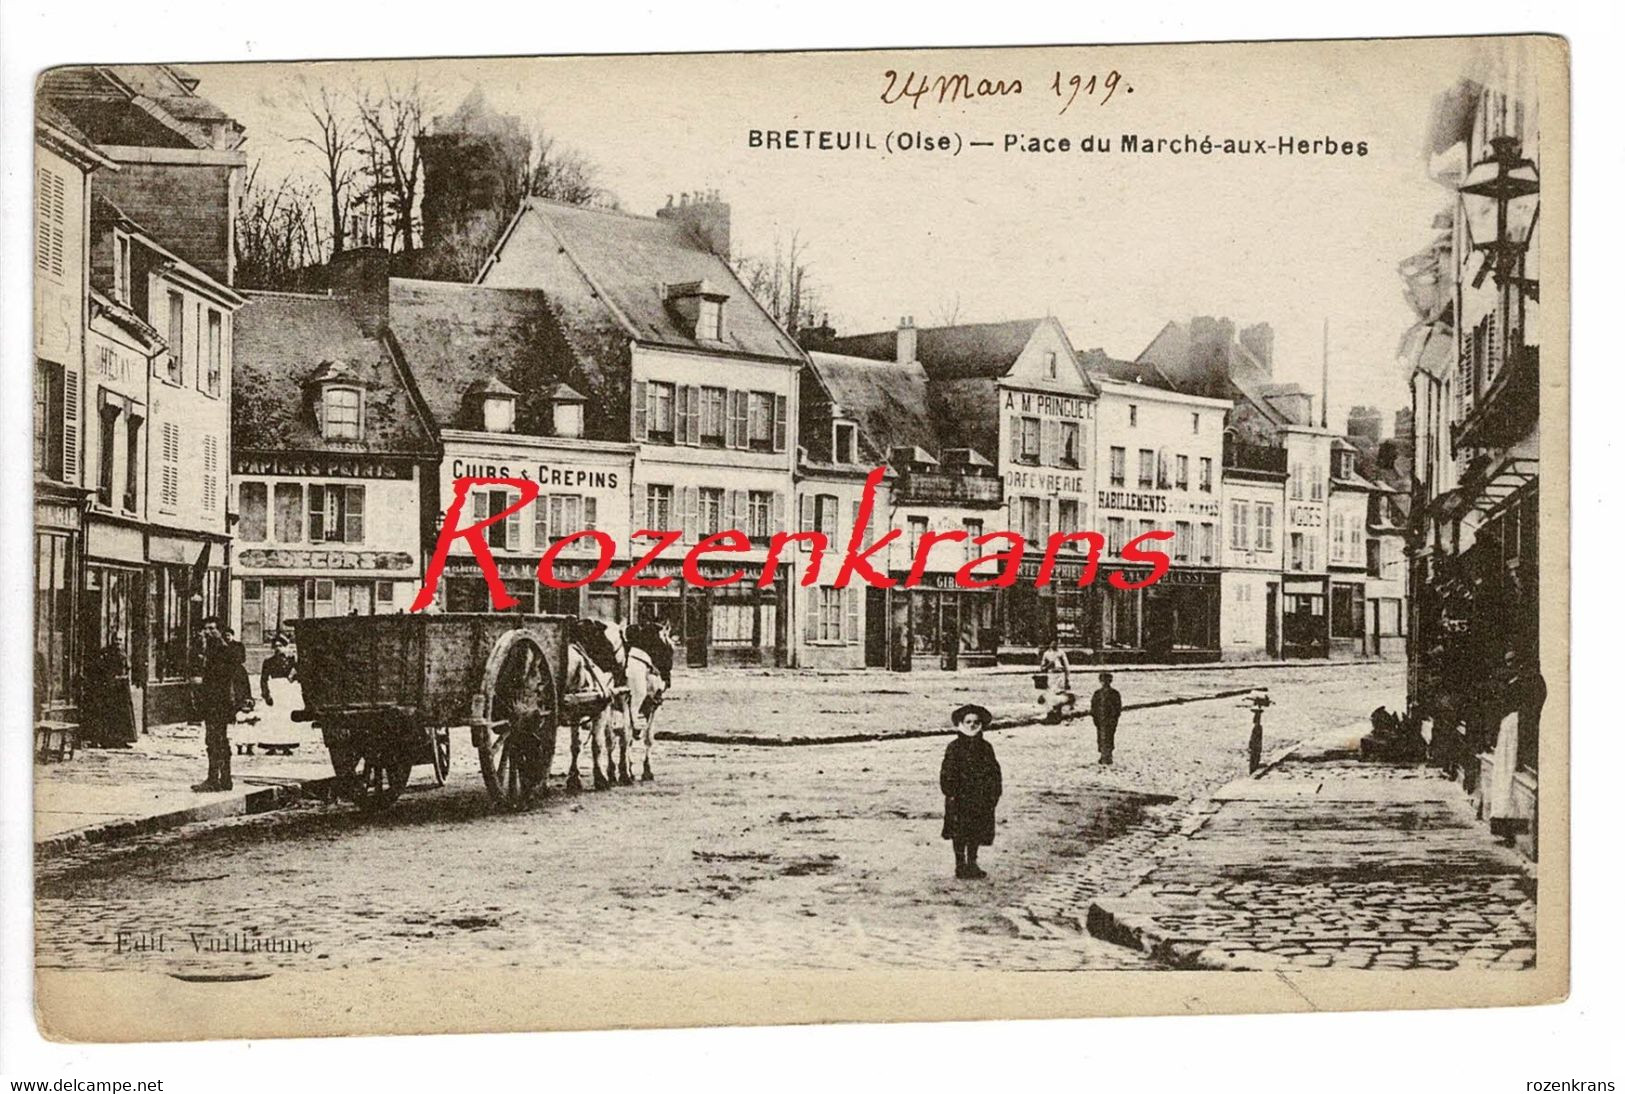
940 704 1002 879
1090 672 1122 765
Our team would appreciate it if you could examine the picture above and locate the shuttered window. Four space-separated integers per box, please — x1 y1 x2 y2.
160 422 180 511
35 167 65 280
61 367 80 483
202 434 219 513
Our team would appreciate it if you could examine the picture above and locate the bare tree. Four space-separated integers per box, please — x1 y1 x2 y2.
525 127 612 207
735 229 820 334
354 80 430 251
235 160 324 288
930 293 963 327
295 82 359 260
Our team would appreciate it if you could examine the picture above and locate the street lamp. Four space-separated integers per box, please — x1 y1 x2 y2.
1459 135 1540 293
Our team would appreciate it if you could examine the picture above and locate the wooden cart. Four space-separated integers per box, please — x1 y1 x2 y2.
292 613 588 812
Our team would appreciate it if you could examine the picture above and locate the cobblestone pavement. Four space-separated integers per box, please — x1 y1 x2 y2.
1085 754 1538 971
34 662 1403 976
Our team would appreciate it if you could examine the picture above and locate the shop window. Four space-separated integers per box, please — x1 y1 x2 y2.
273 483 304 542
239 482 268 542
34 533 74 709
1331 584 1363 638
1105 585 1139 648
711 599 757 647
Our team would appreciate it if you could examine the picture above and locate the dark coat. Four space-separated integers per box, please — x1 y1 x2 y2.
1090 685 1122 728
196 637 241 724
940 731 1002 845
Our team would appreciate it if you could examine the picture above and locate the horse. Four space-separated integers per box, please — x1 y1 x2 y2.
562 618 625 792
621 620 674 782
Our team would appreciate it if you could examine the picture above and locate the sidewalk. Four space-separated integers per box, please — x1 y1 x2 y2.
1082 724 1538 970
35 704 336 858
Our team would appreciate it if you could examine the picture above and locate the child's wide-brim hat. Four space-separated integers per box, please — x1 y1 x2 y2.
952 703 994 727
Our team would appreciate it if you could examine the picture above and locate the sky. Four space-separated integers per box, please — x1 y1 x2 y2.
190 38 1495 432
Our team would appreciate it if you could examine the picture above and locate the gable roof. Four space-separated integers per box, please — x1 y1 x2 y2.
479 198 804 363
232 291 436 456
386 277 630 441
1079 348 1177 390
806 351 940 465
826 318 1051 382
1136 319 1287 427
39 65 239 151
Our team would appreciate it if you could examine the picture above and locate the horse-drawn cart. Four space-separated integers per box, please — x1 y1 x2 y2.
292 613 598 812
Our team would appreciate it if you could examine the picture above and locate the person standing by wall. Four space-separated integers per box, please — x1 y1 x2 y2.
1089 672 1123 765
940 704 1002 879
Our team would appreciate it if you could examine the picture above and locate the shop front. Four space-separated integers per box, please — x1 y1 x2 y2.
632 561 787 668
440 556 626 624
1281 574 1330 659
82 518 148 736
145 531 227 726
868 572 999 671
34 493 84 722
998 557 1102 659
1096 566 1220 663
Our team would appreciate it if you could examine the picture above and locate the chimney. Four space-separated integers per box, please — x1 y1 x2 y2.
656 190 731 260
1238 322 1274 374
897 315 917 365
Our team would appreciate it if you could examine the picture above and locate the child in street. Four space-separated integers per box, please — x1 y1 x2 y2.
940 703 1002 879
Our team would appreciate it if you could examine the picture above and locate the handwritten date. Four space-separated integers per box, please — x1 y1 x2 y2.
880 69 1131 114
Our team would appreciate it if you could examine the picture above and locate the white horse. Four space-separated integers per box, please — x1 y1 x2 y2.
621 620 674 782
562 619 623 792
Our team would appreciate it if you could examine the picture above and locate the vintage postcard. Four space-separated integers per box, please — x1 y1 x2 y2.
29 34 1568 1040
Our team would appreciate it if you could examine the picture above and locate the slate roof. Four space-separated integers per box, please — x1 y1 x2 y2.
386 277 630 442
806 351 940 464
1079 348 1177 390
39 66 222 150
483 199 804 363
825 318 1048 382
232 291 436 456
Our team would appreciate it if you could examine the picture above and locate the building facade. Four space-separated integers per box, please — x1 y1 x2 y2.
1279 425 1336 659
1219 439 1287 660
230 290 438 668
473 196 806 666
1403 59 1544 856
1089 365 1228 662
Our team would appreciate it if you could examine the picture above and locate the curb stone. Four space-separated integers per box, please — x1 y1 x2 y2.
36 776 340 860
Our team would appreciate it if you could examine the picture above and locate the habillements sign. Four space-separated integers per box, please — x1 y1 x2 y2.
30 34 1567 1042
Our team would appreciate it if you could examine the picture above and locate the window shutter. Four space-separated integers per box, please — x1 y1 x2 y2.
773 394 788 452
771 491 785 538
804 589 820 642
60 367 80 482
675 384 690 442
798 492 813 551
632 381 648 439
687 386 701 445
845 585 859 644
347 484 366 543
1040 419 1055 467
535 493 551 544
682 486 698 544
583 496 597 531
1009 416 1021 461
632 486 646 531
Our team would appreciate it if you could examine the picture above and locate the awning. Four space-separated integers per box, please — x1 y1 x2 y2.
1465 457 1539 518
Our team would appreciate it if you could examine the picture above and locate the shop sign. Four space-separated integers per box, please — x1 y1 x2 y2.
1289 504 1324 527
1001 389 1093 419
1097 489 1220 518
1005 469 1087 494
1114 566 1217 589
234 455 414 480
35 501 81 530
448 456 623 491
238 548 415 571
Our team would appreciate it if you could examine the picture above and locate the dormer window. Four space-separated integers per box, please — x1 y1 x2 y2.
545 383 587 440
832 420 858 464
463 376 519 434
664 279 729 342
323 387 362 440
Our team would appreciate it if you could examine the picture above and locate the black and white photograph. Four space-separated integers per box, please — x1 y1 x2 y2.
9 24 1578 1056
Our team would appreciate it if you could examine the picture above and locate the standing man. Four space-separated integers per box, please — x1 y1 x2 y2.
1089 672 1122 765
191 616 238 792
940 704 1002 879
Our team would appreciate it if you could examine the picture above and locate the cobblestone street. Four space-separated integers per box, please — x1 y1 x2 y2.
35 661 1442 976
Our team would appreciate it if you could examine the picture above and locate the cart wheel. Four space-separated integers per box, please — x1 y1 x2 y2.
474 632 559 810
350 751 411 813
430 725 451 787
